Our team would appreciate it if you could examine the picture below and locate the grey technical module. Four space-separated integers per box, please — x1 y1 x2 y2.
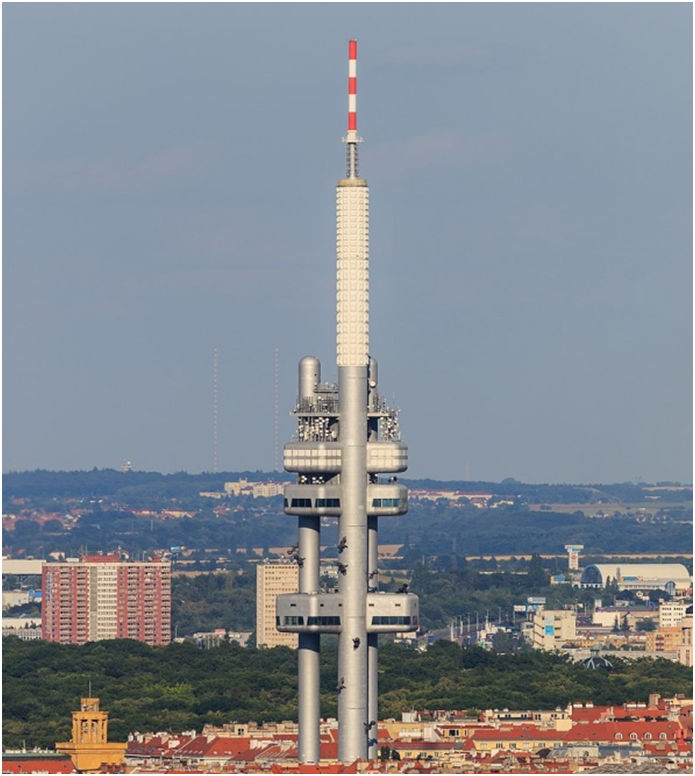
276 40 419 764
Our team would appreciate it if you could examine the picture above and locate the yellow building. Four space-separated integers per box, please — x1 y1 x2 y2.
256 561 299 648
645 626 684 652
56 697 126 772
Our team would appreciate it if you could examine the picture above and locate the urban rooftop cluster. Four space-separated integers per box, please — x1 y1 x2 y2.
6 693 691 774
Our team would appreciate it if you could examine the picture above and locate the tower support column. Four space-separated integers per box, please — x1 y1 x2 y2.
337 364 368 763
367 514 379 760
298 515 320 764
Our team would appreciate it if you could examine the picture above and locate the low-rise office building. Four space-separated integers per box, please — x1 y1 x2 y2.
532 609 576 651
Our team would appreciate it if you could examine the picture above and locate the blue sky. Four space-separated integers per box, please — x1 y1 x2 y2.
3 3 692 482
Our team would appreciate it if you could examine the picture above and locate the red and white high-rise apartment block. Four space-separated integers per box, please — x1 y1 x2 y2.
42 553 171 645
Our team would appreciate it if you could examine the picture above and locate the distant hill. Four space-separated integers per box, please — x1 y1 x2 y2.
3 468 691 503
3 469 690 560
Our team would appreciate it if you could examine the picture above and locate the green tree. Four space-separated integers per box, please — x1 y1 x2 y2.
527 554 549 588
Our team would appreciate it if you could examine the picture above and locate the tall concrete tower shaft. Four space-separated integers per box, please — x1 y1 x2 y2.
277 41 418 765
336 39 370 761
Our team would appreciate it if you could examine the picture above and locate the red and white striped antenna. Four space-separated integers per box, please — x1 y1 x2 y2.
347 39 358 142
345 39 361 178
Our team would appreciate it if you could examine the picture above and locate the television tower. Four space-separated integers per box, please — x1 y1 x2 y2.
276 41 419 764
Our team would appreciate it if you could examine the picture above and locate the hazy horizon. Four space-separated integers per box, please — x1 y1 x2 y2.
2 466 691 489
3 4 692 482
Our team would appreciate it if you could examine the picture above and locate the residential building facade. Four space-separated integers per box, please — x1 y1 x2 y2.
42 554 171 645
659 601 687 628
532 609 577 651
255 560 298 648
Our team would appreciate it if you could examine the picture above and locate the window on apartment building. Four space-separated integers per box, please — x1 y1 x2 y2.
615 733 622 740
659 733 667 740
630 733 638 740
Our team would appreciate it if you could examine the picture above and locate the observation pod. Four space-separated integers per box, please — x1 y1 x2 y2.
277 40 417 765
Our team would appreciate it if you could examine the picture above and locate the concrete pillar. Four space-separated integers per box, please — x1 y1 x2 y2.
367 514 379 759
298 515 321 763
337 365 368 762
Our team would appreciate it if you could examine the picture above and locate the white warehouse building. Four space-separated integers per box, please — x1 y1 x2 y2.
580 564 691 595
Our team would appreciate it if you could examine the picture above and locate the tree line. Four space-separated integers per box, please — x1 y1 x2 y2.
4 500 691 560
4 469 690 503
3 637 691 750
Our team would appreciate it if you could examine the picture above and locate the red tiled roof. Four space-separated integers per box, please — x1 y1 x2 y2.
254 742 298 760
571 704 668 722
171 734 214 756
205 736 253 757
320 740 338 759
459 719 684 745
571 705 612 722
267 764 358 774
390 738 470 750
642 741 676 754
469 725 565 741
171 733 259 758
2 756 75 774
225 747 258 762
612 706 663 719
127 734 184 757
565 720 681 742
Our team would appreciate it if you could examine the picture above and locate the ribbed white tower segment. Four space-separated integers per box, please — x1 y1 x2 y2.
336 181 369 367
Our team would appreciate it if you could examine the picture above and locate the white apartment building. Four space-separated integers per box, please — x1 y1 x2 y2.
225 479 288 498
659 602 687 629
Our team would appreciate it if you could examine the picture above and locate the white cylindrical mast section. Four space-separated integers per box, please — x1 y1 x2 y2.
336 182 369 366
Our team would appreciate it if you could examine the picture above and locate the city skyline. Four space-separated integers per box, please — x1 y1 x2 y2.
3 4 692 483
